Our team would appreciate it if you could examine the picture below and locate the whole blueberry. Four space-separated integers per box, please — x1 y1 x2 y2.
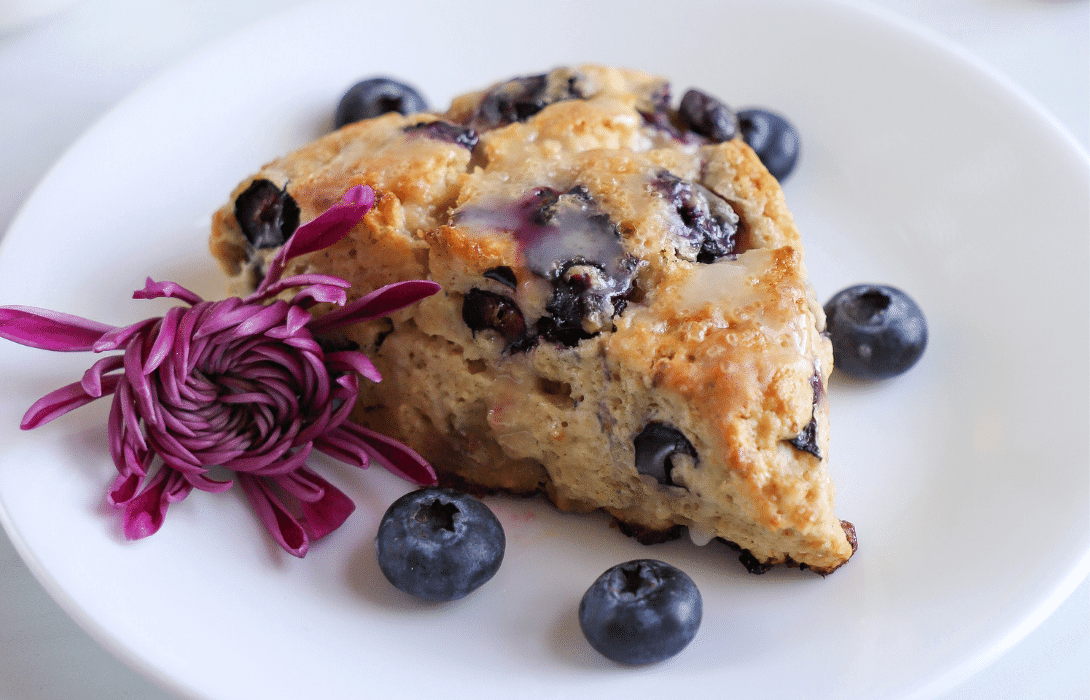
579 559 702 665
233 179 300 249
334 77 429 128
375 487 505 602
678 89 738 142
824 284 927 380
737 108 800 181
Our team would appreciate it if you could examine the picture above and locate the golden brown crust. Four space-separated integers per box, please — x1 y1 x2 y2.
208 64 854 574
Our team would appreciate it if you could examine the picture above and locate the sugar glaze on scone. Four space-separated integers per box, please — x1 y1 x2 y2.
210 64 856 574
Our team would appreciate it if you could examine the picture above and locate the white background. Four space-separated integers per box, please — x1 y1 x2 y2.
0 1 1086 698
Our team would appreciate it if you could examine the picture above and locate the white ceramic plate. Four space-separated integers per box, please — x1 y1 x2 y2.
0 1 1086 698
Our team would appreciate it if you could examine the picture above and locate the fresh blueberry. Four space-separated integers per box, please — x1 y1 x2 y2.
234 179 300 249
678 89 738 142
633 422 698 486
375 487 505 602
461 288 530 350
404 120 479 150
334 77 428 128
652 170 741 263
579 559 702 665
737 108 800 181
824 284 927 380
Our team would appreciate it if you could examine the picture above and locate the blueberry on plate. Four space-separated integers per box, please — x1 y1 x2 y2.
824 284 927 380
737 108 800 181
579 559 702 665
334 77 429 128
375 487 505 602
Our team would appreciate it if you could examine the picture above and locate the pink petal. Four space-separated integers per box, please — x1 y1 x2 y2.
184 471 235 493
107 471 142 507
325 350 381 383
132 278 204 306
142 307 184 375
307 280 440 333
335 421 437 485
163 470 194 504
123 335 160 426
250 443 314 477
81 355 125 397
0 305 116 351
244 274 350 306
21 375 119 430
274 468 325 503
313 430 371 468
122 468 172 540
192 299 262 339
264 304 312 340
260 185 374 290
288 284 349 309
238 474 309 557
92 318 158 353
229 300 290 339
296 470 355 540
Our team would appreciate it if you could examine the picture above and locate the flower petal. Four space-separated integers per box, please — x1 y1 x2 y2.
244 274 350 306
107 471 142 507
265 305 313 340
229 300 290 339
333 421 437 485
259 185 374 291
133 278 204 306
295 469 355 540
121 468 172 540
307 279 440 333
313 429 370 469
21 375 119 430
93 318 158 353
184 471 235 494
0 305 116 351
142 307 184 375
80 355 124 398
238 474 309 557
325 350 381 384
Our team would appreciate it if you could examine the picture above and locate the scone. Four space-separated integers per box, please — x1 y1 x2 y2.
209 64 856 574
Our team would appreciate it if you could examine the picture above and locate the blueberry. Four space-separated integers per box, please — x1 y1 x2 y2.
737 109 800 181
537 261 619 347
633 422 697 486
404 120 479 150
375 487 505 602
473 71 586 129
824 284 927 380
334 77 428 128
579 559 702 665
234 179 300 249
515 186 637 347
482 266 518 289
461 288 530 350
678 89 738 142
786 372 823 458
652 171 741 263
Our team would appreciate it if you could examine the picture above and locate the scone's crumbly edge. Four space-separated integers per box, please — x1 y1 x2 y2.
209 64 856 575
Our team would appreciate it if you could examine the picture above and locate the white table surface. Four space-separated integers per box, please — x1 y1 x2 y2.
0 0 1086 698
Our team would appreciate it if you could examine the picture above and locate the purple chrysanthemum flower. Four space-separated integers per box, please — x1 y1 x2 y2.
0 185 440 556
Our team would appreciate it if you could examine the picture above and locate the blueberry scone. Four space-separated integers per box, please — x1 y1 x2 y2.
209 65 856 574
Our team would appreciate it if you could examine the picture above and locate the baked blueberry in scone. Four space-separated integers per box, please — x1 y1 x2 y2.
209 64 856 575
